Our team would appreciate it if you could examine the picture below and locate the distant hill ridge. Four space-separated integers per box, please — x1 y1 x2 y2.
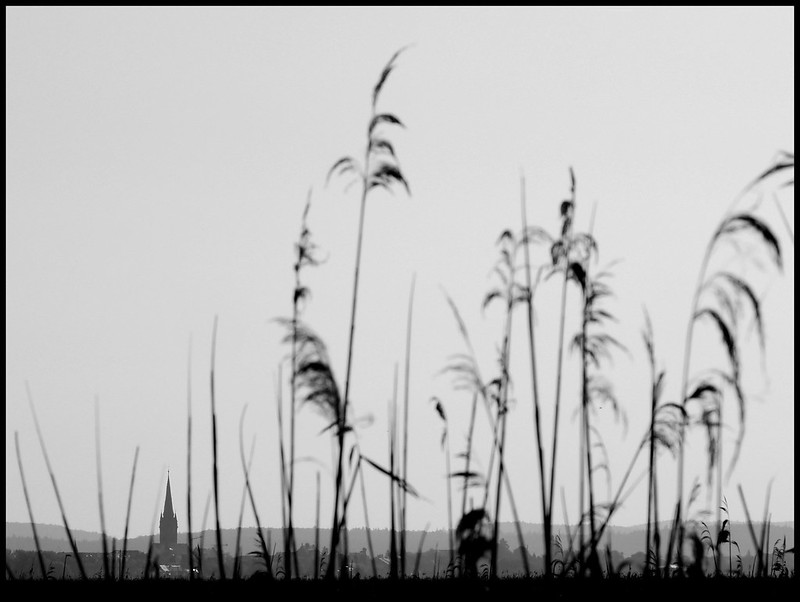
6 521 793 557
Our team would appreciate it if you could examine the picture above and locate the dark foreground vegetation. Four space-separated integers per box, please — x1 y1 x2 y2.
4 575 797 602
9 47 794 590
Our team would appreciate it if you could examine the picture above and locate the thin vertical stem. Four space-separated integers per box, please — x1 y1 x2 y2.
581 269 599 576
461 392 478 519
209 316 225 580
389 365 399 580
94 399 110 580
186 339 194 581
547 272 569 564
276 365 289 577
520 173 550 578
401 274 416 578
490 262 514 579
445 425 454 570
547 171 576 566
314 471 320 579
330 137 372 578
716 402 723 577
645 320 656 577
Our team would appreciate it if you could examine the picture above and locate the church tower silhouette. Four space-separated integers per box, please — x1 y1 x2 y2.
159 473 178 547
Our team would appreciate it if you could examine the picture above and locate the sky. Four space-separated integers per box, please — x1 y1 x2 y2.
6 6 794 541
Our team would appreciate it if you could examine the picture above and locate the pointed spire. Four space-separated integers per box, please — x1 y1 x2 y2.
163 472 175 519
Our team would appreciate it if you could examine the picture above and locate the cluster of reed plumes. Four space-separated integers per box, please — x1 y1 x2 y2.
11 49 794 584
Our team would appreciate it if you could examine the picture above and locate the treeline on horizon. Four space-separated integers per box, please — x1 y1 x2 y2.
6 522 794 560
11 47 794 583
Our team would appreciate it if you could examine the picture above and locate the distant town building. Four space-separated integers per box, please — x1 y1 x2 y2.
159 473 178 546
154 473 190 576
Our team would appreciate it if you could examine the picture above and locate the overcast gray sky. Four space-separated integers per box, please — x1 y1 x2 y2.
6 6 794 540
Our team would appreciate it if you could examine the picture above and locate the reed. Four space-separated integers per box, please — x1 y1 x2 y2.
401 275 416 577
186 340 194 581
431 397 454 570
325 48 410 574
672 200 782 573
27 383 88 580
389 366 399 580
94 399 110 580
482 230 521 578
13 431 46 579
120 446 140 581
642 311 664 577
209 316 225 579
143 467 166 579
519 173 550 577
546 169 577 547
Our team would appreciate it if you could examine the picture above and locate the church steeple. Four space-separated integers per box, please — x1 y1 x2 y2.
159 472 178 546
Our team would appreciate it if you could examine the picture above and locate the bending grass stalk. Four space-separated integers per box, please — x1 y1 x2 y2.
120 446 140 581
27 383 88 580
233 436 256 580
673 204 782 574
209 315 226 579
560 487 577 573
94 399 110 580
738 484 765 576
14 431 47 579
239 407 272 579
143 466 167 579
502 464 531 577
759 482 773 577
196 492 212 578
773 195 794 245
358 464 378 578
520 172 550 578
413 523 430 577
